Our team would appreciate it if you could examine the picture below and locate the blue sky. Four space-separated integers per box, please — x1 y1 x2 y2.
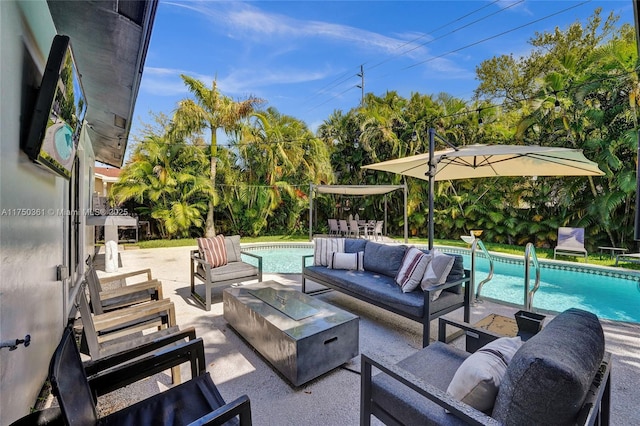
131 0 634 142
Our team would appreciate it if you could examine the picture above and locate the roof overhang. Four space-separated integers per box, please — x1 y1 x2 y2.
47 0 158 167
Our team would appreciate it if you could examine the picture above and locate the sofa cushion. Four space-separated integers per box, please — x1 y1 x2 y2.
371 342 471 426
328 251 364 271
446 336 523 412
396 247 431 293
314 238 345 266
421 249 455 288
197 236 228 268
303 266 464 319
363 242 407 278
224 235 242 263
492 308 605 425
344 238 367 254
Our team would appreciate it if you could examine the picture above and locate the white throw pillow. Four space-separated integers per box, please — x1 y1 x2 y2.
421 249 455 295
328 251 364 271
395 247 432 292
314 238 345 266
446 336 523 412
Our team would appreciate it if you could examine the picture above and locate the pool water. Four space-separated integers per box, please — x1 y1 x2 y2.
244 245 640 323
243 246 314 274
467 256 640 323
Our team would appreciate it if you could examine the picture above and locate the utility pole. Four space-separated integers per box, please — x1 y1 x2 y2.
356 65 364 106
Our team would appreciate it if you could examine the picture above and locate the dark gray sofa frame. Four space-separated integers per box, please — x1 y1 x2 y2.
302 255 471 348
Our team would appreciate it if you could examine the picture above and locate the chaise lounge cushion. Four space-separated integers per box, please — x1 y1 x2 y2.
492 308 605 425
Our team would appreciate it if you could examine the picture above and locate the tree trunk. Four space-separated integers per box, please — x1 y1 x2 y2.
205 132 218 237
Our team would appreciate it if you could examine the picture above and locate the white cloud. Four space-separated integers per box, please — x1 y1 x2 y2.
141 67 215 96
164 1 430 58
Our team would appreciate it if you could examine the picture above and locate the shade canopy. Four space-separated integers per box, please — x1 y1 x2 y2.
313 184 404 196
363 144 604 181
308 184 407 242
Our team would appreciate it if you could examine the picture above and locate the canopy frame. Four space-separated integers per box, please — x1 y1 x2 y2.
309 184 407 242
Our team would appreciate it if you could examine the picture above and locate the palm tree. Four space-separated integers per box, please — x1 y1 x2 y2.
170 76 263 237
111 132 213 238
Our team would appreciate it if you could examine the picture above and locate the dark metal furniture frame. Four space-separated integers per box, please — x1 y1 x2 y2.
190 249 263 311
302 254 471 347
48 325 252 425
361 317 612 426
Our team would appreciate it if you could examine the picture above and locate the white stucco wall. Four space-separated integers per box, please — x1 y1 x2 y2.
0 1 93 423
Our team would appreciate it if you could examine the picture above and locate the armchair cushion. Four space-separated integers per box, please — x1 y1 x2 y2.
197 236 228 268
446 336 523 412
492 308 605 425
224 235 242 263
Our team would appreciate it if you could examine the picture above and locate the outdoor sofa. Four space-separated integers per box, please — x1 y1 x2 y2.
361 308 611 425
302 238 471 347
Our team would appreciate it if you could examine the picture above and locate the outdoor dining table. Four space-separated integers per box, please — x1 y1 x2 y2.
358 220 376 238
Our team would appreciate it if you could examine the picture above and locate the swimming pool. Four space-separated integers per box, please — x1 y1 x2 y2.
243 244 640 323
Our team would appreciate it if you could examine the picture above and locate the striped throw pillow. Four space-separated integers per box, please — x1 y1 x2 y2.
197 235 228 268
395 247 431 292
314 238 345 266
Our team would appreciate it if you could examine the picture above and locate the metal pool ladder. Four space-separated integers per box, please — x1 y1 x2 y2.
524 242 541 311
471 238 494 303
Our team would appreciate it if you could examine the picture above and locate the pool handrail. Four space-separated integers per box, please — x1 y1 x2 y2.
472 238 494 302
524 242 541 311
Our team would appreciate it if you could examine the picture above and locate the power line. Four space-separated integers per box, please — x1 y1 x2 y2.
367 0 518 72
400 0 592 71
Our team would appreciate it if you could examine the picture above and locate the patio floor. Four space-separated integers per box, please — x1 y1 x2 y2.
91 245 639 425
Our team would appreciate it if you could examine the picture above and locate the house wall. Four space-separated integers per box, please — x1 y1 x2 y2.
0 1 94 423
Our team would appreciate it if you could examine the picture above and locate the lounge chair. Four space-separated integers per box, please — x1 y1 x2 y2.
85 256 163 314
554 227 588 260
77 283 184 383
615 252 640 266
50 325 253 425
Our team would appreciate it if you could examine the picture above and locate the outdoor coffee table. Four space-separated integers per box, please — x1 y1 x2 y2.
223 280 359 386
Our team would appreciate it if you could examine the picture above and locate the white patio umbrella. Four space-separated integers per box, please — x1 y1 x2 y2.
362 129 604 248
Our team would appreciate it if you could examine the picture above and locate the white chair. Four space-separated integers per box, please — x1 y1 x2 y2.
338 219 350 237
373 221 383 240
328 219 340 236
554 227 588 260
349 219 360 238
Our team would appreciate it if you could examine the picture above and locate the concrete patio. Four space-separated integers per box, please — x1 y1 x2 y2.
91 245 639 425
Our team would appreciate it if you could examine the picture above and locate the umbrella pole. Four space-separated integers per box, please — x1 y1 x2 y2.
428 129 436 250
